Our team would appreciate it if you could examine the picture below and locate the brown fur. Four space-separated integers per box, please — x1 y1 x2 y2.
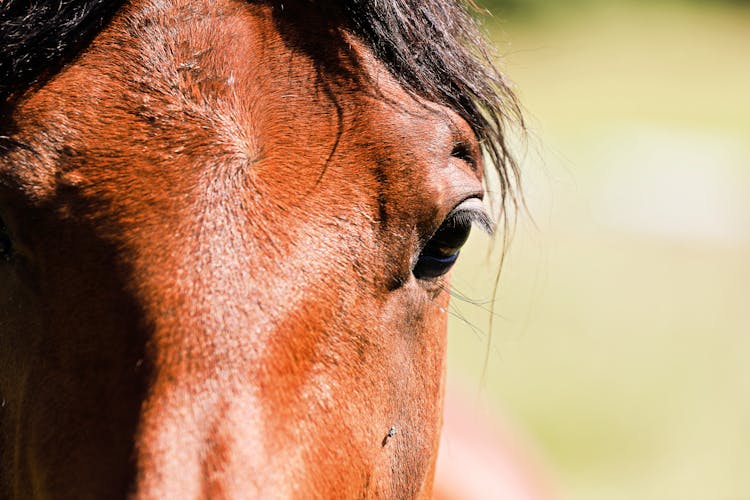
0 0 494 497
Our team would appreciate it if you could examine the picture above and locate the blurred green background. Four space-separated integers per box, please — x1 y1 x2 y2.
447 1 750 499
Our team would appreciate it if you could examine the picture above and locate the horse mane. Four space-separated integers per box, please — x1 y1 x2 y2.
0 0 125 103
0 0 521 214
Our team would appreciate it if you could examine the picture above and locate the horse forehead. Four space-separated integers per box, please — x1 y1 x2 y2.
113 0 453 156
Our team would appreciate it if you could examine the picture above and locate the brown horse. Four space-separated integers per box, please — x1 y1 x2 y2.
0 0 521 497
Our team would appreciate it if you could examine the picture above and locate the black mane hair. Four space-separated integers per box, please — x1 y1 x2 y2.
0 0 124 102
1 0 521 214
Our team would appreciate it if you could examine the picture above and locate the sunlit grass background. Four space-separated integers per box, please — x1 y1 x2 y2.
447 1 750 499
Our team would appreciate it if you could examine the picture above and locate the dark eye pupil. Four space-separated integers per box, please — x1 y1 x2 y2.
428 218 472 252
413 218 472 280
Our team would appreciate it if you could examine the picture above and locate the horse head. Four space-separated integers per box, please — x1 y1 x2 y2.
0 0 520 497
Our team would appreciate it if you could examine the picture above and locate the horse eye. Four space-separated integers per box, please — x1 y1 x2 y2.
413 198 492 280
0 217 13 262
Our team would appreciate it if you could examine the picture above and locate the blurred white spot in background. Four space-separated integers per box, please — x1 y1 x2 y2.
594 126 750 246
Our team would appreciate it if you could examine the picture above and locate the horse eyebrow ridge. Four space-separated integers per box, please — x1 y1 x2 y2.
339 0 524 225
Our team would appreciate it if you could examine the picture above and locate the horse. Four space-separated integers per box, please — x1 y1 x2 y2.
0 0 522 497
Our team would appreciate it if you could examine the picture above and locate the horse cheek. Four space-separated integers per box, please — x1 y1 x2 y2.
380 284 451 499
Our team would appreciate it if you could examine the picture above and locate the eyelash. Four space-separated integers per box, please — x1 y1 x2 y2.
412 199 492 280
